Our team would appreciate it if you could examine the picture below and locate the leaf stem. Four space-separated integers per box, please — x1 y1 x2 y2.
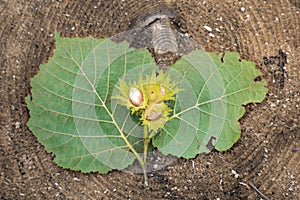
143 125 149 187
143 125 149 163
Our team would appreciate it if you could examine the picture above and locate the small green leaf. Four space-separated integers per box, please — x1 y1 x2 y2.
152 50 268 158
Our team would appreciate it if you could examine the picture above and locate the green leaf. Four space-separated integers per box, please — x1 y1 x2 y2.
27 32 267 174
26 32 158 173
152 50 268 158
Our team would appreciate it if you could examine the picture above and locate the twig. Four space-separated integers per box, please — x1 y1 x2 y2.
239 182 250 190
248 182 270 200
143 166 148 187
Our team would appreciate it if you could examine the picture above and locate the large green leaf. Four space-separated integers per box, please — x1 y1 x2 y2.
153 51 268 158
26 32 158 173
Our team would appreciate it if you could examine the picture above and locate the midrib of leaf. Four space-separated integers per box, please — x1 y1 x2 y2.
120 111 132 133
171 64 192 116
62 44 144 166
195 60 225 103
170 56 257 120
30 124 122 139
172 113 233 143
39 62 91 92
103 42 111 103
60 145 130 161
30 99 113 123
170 54 225 119
32 76 102 108
221 65 244 94
161 127 181 145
